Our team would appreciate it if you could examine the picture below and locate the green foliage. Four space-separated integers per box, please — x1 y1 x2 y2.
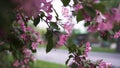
50 22 59 30
45 29 54 53
84 22 90 27
0 0 119 67
76 10 83 23
70 63 78 68
33 12 45 27
0 51 14 68
33 60 65 68
92 47 115 53
33 16 41 27
61 0 70 6
100 31 110 41
84 5 96 18
0 0 16 29
0 43 10 52
101 0 120 9
73 0 77 5
92 3 106 13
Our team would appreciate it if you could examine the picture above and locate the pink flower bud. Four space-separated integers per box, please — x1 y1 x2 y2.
13 60 20 67
31 42 38 50
74 4 83 12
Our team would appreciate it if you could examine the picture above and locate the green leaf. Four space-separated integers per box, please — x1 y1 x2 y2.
76 10 83 23
45 29 54 53
68 44 77 53
0 10 15 29
50 22 59 30
78 49 82 55
92 3 106 13
61 0 70 6
40 12 45 19
84 5 96 18
73 0 77 5
32 49 36 53
84 22 90 27
8 33 24 49
0 44 10 52
71 63 78 68
101 0 120 9
33 16 40 27
100 31 110 41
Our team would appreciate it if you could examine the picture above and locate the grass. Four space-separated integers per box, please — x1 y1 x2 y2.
33 60 66 68
39 45 116 53
91 47 115 53
57 46 116 53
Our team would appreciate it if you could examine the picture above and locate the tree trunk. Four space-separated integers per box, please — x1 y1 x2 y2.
116 37 120 53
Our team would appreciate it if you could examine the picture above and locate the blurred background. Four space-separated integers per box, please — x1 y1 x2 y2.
0 0 120 68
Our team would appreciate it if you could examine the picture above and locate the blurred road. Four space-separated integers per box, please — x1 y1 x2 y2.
35 48 120 68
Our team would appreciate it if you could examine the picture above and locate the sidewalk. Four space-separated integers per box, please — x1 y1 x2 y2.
35 48 120 68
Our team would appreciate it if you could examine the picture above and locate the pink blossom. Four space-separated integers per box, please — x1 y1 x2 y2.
26 26 32 31
30 55 36 61
83 12 91 22
74 4 83 12
46 14 52 20
23 48 32 57
99 62 111 68
87 25 98 33
57 34 69 46
20 22 26 32
13 0 40 17
85 42 91 52
64 23 74 34
106 63 112 68
31 42 38 50
114 30 120 39
62 7 69 17
37 38 42 44
12 0 52 17
99 62 106 68
104 13 114 24
95 11 113 31
95 11 106 23
97 22 113 31
93 0 100 3
114 8 120 22
13 60 20 67
84 42 91 57
24 58 29 64
40 1 53 15
20 34 27 40
111 4 120 22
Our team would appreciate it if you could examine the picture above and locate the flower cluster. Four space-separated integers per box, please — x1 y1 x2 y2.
12 15 43 68
0 0 119 68
57 34 69 46
114 30 120 39
13 47 35 68
57 7 74 46
12 0 53 18
84 42 92 57
99 61 112 68
73 4 83 12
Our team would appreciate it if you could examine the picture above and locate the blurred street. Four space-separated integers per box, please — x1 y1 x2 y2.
35 48 120 68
